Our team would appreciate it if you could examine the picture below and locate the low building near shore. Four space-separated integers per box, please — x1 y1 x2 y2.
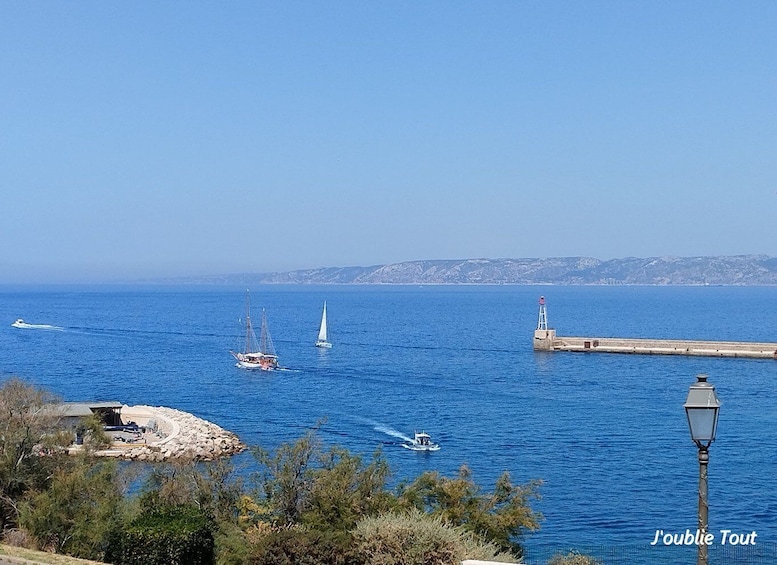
60 401 124 427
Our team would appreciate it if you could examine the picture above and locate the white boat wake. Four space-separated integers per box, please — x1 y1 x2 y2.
11 319 63 331
372 423 413 443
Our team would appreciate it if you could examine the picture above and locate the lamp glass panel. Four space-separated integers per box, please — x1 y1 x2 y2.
686 407 719 442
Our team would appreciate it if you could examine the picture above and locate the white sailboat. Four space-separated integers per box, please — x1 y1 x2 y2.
315 301 332 348
231 292 279 370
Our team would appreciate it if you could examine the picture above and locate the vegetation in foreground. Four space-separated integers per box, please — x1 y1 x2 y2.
0 377 597 565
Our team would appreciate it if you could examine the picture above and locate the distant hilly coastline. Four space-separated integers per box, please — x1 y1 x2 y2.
158 255 777 286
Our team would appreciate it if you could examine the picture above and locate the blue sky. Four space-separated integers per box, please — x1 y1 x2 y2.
1 2 775 283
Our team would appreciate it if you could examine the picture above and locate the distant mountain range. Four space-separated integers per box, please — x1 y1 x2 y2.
161 255 777 286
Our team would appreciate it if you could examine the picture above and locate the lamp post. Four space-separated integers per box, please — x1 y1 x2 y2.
684 374 722 565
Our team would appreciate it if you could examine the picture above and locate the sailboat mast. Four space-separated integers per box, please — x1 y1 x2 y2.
260 309 268 354
244 291 252 353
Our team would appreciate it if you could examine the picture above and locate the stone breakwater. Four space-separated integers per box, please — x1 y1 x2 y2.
95 405 247 462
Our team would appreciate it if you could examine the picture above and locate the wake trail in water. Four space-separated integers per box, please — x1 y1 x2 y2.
372 422 413 443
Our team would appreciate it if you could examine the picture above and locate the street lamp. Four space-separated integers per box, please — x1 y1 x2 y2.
684 374 722 565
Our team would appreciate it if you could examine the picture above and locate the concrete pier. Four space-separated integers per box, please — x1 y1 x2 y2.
533 330 777 359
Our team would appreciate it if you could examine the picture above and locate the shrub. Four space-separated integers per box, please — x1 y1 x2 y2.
302 447 394 532
19 459 124 560
105 504 214 565
547 551 601 565
2 527 37 549
397 465 542 557
0 378 71 530
352 509 516 565
247 525 355 565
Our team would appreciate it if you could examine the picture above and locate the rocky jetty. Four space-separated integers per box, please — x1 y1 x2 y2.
93 405 246 462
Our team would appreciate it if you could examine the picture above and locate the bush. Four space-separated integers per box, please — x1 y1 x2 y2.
105 504 214 565
352 509 515 565
247 525 355 565
2 527 37 549
547 551 601 565
397 465 542 557
0 378 71 530
214 521 251 565
19 460 124 560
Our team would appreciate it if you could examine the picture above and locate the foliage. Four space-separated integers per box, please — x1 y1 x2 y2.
136 458 245 565
0 380 547 565
302 446 394 532
138 458 243 524
546 550 602 565
212 520 251 565
105 504 214 565
352 509 516 565
251 430 318 525
252 430 396 532
397 465 542 557
0 378 72 530
246 525 356 565
19 459 125 560
76 413 112 452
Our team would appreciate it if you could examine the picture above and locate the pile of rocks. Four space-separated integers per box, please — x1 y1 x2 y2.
95 405 247 462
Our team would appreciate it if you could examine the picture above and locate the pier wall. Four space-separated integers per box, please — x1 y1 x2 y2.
533 335 777 359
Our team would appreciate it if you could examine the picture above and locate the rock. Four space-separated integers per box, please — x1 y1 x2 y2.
94 405 247 462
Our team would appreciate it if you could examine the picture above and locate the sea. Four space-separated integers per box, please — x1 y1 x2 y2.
1 284 776 564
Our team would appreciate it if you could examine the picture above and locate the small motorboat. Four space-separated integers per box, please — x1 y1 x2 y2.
402 431 440 452
11 318 63 330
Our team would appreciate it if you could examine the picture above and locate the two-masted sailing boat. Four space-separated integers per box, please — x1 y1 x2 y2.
315 301 332 348
231 292 279 370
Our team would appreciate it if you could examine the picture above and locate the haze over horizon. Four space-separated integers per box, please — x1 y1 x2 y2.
2 3 776 284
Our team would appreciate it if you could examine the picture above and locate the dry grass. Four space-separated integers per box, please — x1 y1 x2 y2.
0 544 105 564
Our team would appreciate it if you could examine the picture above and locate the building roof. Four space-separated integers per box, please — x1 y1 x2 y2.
60 402 123 417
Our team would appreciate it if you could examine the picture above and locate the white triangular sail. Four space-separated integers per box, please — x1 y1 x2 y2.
315 301 332 348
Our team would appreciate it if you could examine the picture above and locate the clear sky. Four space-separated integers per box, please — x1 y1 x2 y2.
1 2 775 283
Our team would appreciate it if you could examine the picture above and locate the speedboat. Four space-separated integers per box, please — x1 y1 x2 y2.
402 431 440 452
10 318 62 331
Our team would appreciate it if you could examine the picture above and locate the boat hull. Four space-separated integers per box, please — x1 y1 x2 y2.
231 352 278 371
315 340 333 349
402 443 440 452
235 361 274 370
402 431 440 452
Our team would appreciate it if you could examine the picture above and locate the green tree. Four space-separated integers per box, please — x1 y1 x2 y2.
76 412 112 452
138 457 243 524
0 377 71 529
397 465 542 557
251 430 318 525
136 458 246 565
19 459 125 560
302 446 394 532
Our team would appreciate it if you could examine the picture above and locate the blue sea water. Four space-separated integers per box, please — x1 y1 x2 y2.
1 284 776 563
